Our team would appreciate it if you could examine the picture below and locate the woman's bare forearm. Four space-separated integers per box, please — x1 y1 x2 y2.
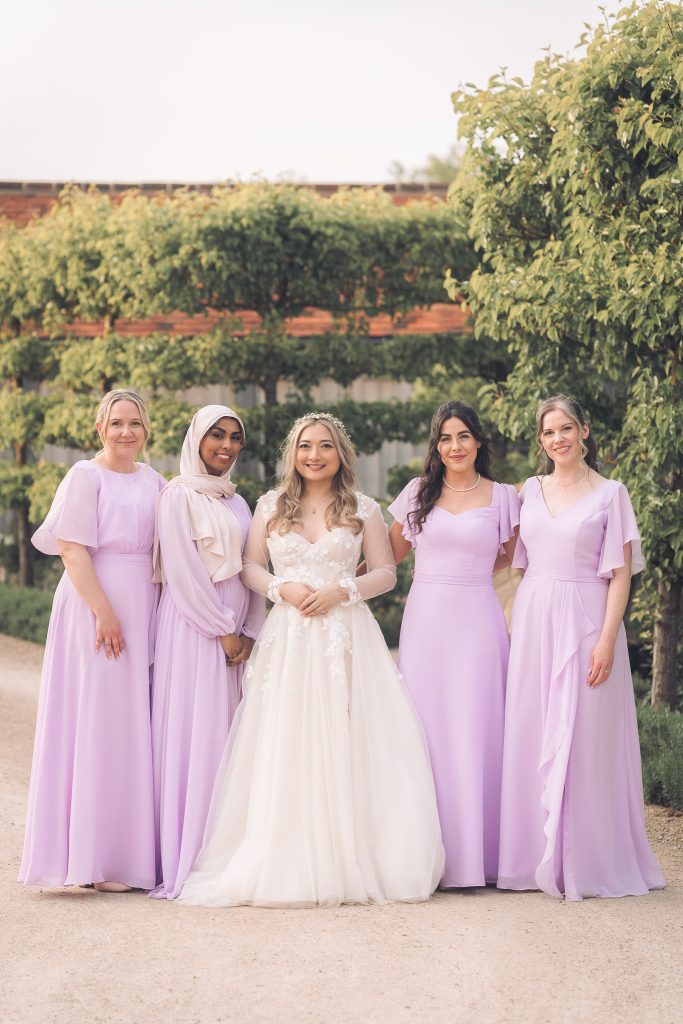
57 542 114 617
600 563 631 643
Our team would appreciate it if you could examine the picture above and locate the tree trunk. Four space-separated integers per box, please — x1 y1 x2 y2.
16 500 34 587
651 578 681 709
261 378 278 483
14 441 34 587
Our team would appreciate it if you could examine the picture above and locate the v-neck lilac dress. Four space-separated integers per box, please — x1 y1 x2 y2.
19 459 165 888
150 487 264 900
498 476 665 900
389 478 520 887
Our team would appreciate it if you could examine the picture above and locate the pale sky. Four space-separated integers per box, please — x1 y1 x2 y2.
2 0 618 183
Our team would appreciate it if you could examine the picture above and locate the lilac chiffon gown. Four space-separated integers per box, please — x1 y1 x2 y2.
389 479 520 887
19 460 165 888
498 477 665 900
150 487 264 899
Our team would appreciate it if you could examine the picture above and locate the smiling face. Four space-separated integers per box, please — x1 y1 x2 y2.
437 416 481 476
97 399 147 463
295 422 341 486
540 407 589 470
199 417 244 477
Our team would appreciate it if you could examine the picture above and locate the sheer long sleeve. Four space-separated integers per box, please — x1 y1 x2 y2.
240 502 277 598
158 486 237 638
352 504 397 601
241 586 265 639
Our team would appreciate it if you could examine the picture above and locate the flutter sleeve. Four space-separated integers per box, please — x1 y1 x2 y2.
498 482 521 554
511 478 533 571
598 482 644 579
240 497 279 600
157 485 237 638
32 462 98 555
387 477 420 549
340 500 397 603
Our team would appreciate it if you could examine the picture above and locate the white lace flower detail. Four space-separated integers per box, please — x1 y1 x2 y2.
267 576 285 604
338 578 361 605
355 492 377 521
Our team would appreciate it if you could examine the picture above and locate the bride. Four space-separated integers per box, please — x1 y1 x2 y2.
178 412 444 908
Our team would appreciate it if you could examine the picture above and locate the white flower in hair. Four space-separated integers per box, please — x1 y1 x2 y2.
295 411 352 443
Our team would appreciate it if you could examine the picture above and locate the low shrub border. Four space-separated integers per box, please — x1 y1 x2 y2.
637 704 683 811
0 581 53 644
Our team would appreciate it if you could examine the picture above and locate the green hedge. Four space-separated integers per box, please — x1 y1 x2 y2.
0 582 53 644
637 704 683 811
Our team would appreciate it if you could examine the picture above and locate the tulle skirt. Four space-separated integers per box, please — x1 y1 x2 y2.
178 601 444 908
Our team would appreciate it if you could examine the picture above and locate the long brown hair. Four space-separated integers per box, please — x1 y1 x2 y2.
408 400 493 534
535 394 599 475
268 413 364 535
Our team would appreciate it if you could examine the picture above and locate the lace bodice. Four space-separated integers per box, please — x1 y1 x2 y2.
241 491 396 601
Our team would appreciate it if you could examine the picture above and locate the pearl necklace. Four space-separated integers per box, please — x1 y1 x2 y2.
443 472 481 493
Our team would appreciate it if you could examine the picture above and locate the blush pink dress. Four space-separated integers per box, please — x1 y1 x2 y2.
19 460 165 888
498 477 665 900
389 478 520 887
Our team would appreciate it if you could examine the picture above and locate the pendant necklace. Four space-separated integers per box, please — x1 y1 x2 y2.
305 494 332 515
443 472 481 494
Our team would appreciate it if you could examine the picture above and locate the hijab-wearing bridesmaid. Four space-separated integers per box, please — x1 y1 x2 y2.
19 389 165 892
498 394 665 900
388 400 519 888
150 405 264 900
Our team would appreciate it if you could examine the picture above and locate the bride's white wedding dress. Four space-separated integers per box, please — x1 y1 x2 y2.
178 491 444 908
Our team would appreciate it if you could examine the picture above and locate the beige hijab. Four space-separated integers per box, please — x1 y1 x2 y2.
153 405 246 584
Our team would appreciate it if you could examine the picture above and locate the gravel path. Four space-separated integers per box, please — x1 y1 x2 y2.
1 633 681 1024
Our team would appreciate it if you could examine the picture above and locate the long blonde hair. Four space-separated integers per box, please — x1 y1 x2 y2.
96 389 151 464
535 394 599 475
268 413 363 535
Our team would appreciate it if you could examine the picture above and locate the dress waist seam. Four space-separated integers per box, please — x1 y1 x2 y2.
412 572 492 587
91 552 153 563
524 572 607 585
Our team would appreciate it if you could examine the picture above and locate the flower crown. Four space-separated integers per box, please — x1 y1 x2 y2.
293 411 352 444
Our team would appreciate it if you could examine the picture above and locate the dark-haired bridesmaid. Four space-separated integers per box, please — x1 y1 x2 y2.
388 401 519 888
498 394 665 900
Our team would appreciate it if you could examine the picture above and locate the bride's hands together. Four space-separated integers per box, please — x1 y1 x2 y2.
300 583 345 617
279 582 315 609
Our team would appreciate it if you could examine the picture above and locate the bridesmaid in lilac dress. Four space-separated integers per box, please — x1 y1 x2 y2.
388 401 519 888
498 394 665 900
150 405 264 900
19 390 165 892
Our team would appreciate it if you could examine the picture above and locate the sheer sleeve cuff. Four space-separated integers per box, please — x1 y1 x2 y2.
267 576 285 604
339 578 361 606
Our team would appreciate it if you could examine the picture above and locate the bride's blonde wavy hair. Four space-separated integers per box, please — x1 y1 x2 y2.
268 413 364 536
